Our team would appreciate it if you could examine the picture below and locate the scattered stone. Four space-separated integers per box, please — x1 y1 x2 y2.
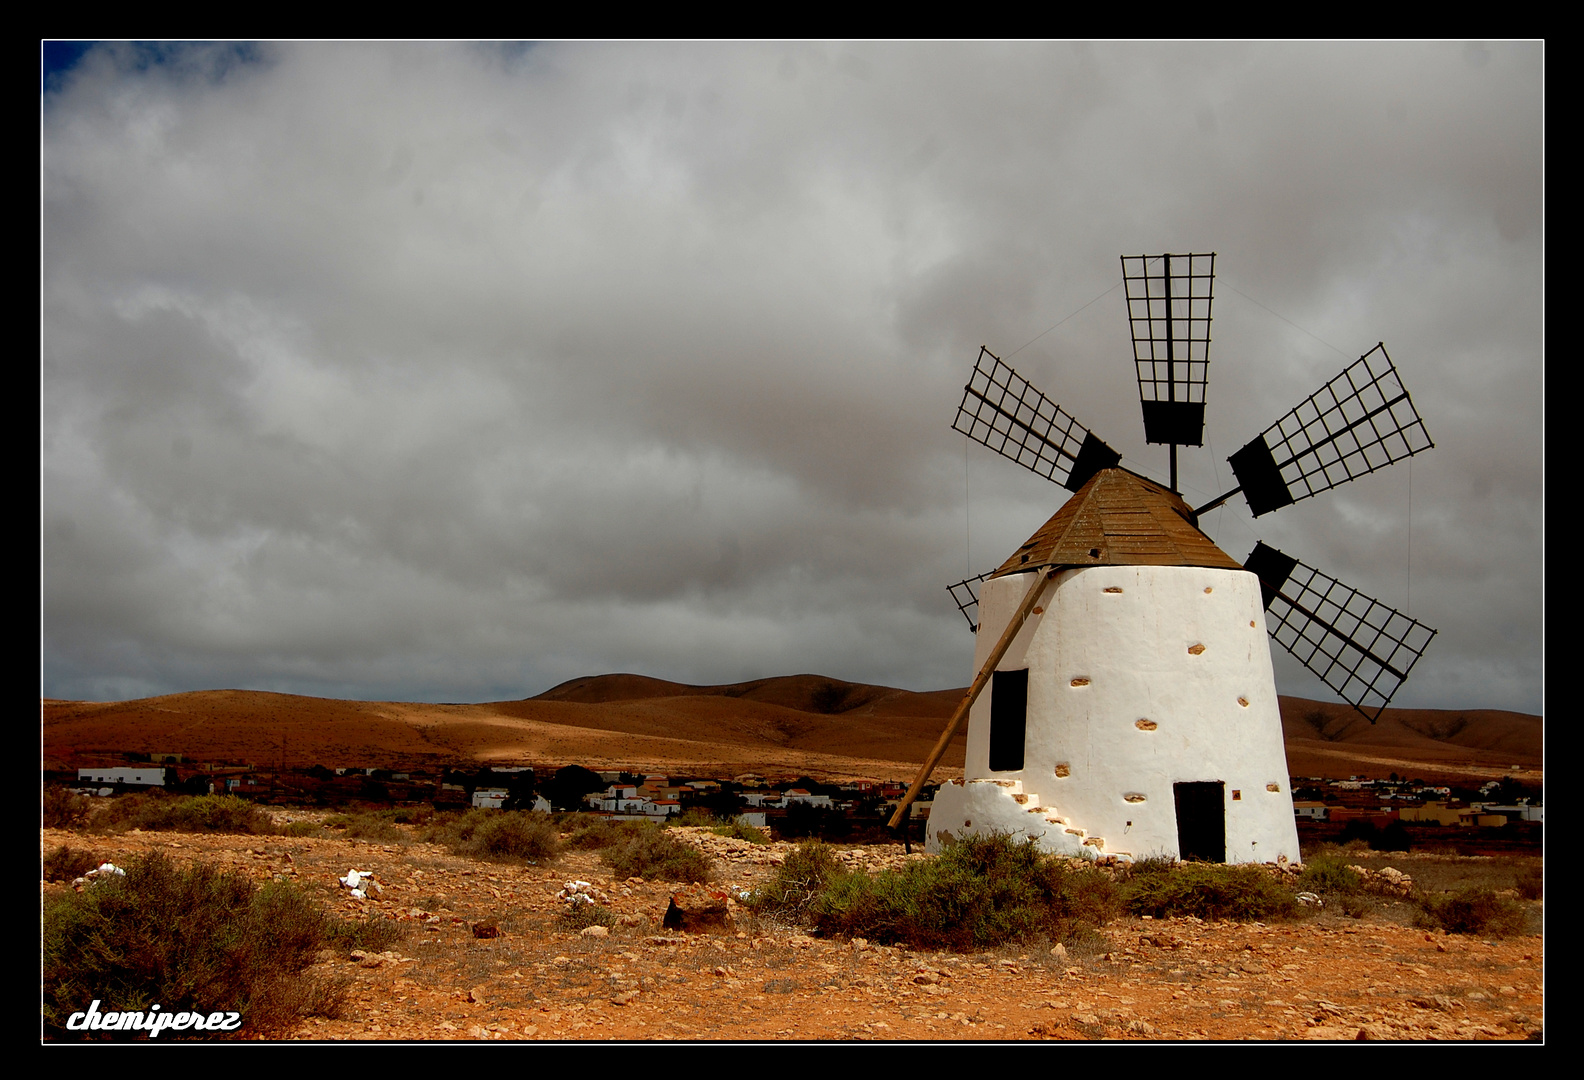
663 885 734 932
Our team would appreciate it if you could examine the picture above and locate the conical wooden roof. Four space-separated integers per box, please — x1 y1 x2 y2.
991 467 1244 578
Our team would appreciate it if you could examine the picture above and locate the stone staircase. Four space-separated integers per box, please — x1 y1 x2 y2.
953 778 1130 860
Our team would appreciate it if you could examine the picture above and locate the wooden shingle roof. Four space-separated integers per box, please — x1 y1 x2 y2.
991 467 1244 578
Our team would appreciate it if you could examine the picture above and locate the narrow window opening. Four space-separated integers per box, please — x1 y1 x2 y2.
988 668 1029 772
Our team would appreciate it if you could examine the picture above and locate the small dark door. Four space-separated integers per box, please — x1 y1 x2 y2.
1173 781 1226 862
987 668 1028 772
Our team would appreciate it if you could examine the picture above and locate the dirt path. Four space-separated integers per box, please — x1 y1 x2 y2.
41 826 1543 1042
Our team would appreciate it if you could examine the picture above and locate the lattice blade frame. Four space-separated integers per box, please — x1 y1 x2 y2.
1246 542 1436 722
1121 252 1215 446
1229 344 1434 517
947 571 996 632
952 346 1121 491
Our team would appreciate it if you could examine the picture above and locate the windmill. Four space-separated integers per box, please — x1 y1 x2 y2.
892 252 1436 865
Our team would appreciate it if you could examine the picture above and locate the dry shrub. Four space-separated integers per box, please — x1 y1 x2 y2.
423 808 560 863
1415 887 1528 937
42 844 102 882
42 785 91 829
91 793 277 836
564 816 651 850
560 903 619 931
711 818 770 844
1121 860 1298 922
805 834 1119 952
323 811 406 843
41 853 388 1039
468 812 560 862
750 839 843 918
1297 855 1364 896
600 825 711 882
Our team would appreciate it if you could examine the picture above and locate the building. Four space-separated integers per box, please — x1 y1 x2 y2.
927 468 1301 865
77 767 166 788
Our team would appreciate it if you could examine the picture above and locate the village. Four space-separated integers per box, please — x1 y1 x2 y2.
55 755 1543 853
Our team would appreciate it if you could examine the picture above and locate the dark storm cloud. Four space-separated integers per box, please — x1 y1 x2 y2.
41 41 1542 713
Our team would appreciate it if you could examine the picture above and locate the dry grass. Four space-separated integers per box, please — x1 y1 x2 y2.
42 852 398 1039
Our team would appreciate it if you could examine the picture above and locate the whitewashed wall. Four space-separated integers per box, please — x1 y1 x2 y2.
928 565 1300 864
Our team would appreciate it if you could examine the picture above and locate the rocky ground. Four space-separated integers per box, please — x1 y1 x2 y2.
40 821 1544 1042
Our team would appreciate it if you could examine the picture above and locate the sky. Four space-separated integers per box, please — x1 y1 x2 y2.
40 42 1543 715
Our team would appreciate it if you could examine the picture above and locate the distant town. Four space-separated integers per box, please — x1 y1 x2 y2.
51 752 1542 850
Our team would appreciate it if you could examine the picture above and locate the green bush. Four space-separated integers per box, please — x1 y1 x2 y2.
467 812 560 862
1297 856 1364 896
329 812 406 844
421 809 559 863
563 816 651 850
1515 866 1543 901
672 807 720 828
1339 894 1374 919
418 809 475 848
751 840 844 917
806 834 1119 952
600 825 712 882
711 818 770 845
1121 861 1298 922
42 845 102 882
1415 888 1528 937
325 914 405 954
91 794 277 836
560 902 619 931
384 805 435 825
42 853 384 1039
283 821 325 838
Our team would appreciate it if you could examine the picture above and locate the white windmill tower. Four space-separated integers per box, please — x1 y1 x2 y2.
891 253 1437 864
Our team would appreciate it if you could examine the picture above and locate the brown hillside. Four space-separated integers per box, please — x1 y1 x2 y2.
41 678 1539 785
1277 697 1542 782
41 682 969 782
535 672 958 718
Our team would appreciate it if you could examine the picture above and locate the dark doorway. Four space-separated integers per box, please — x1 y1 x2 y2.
987 668 1028 772
1173 781 1226 862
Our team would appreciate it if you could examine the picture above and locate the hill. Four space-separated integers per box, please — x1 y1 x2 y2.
42 674 1540 784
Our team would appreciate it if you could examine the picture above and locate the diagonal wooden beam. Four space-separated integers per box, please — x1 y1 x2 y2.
887 567 1058 831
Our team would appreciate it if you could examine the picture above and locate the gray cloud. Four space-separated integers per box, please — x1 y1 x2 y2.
42 41 1543 714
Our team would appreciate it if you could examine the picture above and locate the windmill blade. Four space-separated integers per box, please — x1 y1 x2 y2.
952 346 1121 492
1121 252 1215 446
1218 344 1434 518
1244 542 1437 723
947 570 998 632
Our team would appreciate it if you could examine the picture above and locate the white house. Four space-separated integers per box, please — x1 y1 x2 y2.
77 767 165 788
783 789 834 808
